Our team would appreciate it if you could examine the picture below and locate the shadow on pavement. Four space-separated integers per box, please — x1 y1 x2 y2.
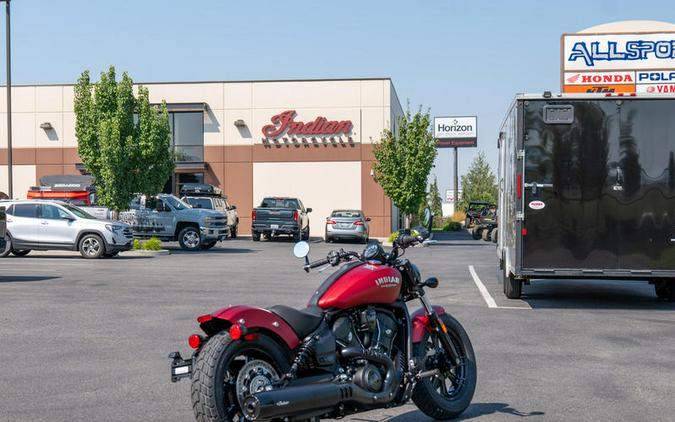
167 247 257 254
519 279 675 310
362 403 545 421
0 275 60 283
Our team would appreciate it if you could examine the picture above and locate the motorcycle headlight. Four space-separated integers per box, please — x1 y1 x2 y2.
106 224 125 234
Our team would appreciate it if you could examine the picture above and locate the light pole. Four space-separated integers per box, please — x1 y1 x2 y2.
2 0 10 198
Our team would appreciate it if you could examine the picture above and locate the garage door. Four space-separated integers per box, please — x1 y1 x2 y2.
253 161 362 239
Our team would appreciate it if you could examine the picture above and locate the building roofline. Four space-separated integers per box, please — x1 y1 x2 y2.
0 76 394 88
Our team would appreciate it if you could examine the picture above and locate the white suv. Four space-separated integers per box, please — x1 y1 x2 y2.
0 200 133 259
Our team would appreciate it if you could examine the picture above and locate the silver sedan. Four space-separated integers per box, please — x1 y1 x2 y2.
325 210 370 243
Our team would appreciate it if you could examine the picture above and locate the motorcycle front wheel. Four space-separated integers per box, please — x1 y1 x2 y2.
412 313 477 420
191 331 290 422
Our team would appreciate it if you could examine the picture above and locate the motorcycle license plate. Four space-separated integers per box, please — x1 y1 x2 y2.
271 224 279 229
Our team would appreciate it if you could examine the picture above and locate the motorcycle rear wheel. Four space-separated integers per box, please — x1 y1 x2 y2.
191 331 290 422
412 314 477 420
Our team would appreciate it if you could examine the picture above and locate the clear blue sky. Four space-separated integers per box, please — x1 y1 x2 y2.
2 0 674 197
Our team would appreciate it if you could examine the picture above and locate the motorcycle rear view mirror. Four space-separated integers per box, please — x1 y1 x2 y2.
422 208 433 238
293 241 310 259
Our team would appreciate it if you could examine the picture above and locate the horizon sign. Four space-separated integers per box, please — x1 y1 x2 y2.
433 116 477 148
562 31 675 94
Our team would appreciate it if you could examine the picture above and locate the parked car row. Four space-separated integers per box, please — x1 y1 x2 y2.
0 180 372 258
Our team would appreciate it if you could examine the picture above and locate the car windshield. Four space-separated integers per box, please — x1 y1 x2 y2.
186 197 213 210
331 210 362 218
62 204 96 219
261 198 299 209
163 196 190 210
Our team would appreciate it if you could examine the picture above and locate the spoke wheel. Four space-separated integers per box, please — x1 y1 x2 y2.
412 314 477 420
191 331 290 422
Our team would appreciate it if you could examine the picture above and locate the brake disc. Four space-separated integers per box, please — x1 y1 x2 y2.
235 359 279 408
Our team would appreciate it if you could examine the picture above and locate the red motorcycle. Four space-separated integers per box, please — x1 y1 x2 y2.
170 211 476 421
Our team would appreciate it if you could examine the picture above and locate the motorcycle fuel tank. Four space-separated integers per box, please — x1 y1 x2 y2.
317 262 403 309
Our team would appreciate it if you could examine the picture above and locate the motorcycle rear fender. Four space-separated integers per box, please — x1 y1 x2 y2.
197 305 301 349
410 305 446 343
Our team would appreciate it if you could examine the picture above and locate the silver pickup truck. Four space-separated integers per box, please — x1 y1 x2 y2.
119 194 229 251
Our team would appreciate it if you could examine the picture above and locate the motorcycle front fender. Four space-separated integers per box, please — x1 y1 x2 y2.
410 305 446 343
197 305 300 349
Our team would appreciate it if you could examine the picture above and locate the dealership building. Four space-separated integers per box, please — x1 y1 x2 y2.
0 77 404 237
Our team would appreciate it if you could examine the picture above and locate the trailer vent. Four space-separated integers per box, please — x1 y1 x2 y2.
543 105 574 124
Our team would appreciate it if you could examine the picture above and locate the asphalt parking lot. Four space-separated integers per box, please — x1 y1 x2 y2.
1 232 674 422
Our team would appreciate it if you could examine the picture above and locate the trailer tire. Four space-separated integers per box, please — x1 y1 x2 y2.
491 228 498 243
504 270 522 299
481 228 490 241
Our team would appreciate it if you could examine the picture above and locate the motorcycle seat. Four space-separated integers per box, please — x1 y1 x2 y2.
268 305 324 340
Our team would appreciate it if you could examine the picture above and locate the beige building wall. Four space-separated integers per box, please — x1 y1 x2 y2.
0 78 403 236
253 161 362 237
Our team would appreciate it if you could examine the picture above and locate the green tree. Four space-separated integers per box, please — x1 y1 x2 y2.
74 66 174 211
457 151 497 212
428 177 443 221
373 107 437 228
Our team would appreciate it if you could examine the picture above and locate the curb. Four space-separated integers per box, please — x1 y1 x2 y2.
121 249 171 256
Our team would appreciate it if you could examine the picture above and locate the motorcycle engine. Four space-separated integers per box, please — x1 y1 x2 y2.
332 308 398 392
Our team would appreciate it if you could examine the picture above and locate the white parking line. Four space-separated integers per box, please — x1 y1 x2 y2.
468 265 531 310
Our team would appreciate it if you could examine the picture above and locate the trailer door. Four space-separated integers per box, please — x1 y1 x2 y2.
614 99 675 271
521 100 621 271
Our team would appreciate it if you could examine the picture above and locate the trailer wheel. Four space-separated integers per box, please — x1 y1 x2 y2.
504 270 522 299
481 228 490 241
491 228 498 243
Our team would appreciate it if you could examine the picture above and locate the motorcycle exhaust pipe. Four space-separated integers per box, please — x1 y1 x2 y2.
243 347 398 420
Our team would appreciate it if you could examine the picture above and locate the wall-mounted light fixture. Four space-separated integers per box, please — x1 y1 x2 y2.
234 119 246 127
40 122 53 130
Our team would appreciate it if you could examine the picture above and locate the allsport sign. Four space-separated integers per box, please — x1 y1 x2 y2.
561 31 675 94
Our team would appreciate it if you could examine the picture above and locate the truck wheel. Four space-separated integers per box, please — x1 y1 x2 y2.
491 228 498 243
252 232 260 241
471 228 481 240
178 226 201 251
230 224 238 239
481 228 490 241
79 234 105 259
301 227 310 241
292 231 301 242
504 270 522 299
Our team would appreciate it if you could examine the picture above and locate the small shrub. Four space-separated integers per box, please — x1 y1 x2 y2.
442 221 462 231
133 239 142 250
143 237 162 251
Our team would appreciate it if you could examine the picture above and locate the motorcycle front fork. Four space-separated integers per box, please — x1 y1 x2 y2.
419 295 462 367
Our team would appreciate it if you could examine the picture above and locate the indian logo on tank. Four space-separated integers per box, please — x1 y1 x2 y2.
375 276 401 288
528 200 546 210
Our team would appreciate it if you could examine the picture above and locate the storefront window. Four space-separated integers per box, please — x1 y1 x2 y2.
170 112 204 162
176 172 204 194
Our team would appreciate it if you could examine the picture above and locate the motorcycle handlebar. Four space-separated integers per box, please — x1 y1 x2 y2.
304 258 330 272
396 234 420 248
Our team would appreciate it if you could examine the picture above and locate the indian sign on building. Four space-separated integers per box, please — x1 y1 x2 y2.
561 21 675 94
